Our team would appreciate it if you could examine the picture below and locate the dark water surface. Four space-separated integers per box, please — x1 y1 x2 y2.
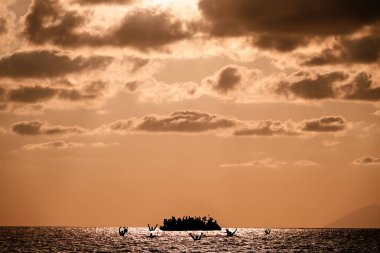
0 227 379 252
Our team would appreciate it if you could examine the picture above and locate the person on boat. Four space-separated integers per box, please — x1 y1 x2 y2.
189 233 203 241
119 227 128 236
224 228 237 237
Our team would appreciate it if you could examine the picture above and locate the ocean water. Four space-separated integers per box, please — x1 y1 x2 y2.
0 227 379 252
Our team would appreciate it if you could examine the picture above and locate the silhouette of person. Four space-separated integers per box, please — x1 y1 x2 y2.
225 228 237 237
147 233 157 239
119 227 128 236
148 224 158 232
189 233 203 241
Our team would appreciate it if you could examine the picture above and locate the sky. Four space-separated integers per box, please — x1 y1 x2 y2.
0 0 379 228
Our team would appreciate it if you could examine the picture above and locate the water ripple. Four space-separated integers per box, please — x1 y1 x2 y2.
0 227 379 252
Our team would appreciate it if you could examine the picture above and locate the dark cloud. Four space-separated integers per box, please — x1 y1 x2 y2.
214 66 242 94
100 111 238 134
101 111 350 136
128 57 150 73
25 0 190 50
199 0 380 37
25 0 89 47
4 83 106 104
0 103 7 111
199 0 380 52
342 72 380 101
305 35 380 65
108 10 190 50
12 120 87 136
9 86 57 103
253 35 309 52
0 50 112 78
136 111 237 132
12 120 42 135
274 71 380 102
343 35 380 63
234 120 299 136
234 116 347 136
42 125 86 135
125 81 139 92
57 90 97 101
106 119 135 132
0 18 7 35
75 0 134 5
276 72 348 100
353 156 380 165
0 86 6 101
300 116 347 132
58 81 107 101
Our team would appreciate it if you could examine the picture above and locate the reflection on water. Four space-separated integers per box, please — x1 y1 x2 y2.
0 227 379 252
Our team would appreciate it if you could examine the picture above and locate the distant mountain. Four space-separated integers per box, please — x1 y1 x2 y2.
325 205 380 228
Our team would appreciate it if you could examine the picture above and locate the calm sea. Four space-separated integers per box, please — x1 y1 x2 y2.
0 227 379 252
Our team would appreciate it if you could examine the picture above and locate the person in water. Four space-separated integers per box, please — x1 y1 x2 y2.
147 233 157 239
189 233 204 241
119 227 128 236
224 228 237 237
265 228 271 235
148 224 158 232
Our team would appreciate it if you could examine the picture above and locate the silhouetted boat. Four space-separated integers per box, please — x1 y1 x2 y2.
160 216 222 231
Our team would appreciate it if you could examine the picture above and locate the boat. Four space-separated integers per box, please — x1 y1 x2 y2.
159 216 221 231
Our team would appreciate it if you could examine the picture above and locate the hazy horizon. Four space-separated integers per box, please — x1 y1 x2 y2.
0 0 380 228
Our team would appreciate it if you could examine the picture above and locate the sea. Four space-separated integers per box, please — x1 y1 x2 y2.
0 227 379 252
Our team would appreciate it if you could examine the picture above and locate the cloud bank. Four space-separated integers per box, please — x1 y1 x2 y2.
0 50 113 78
25 0 191 50
353 156 380 165
12 120 87 136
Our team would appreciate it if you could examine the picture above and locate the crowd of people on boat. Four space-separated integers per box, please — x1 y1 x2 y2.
161 216 221 231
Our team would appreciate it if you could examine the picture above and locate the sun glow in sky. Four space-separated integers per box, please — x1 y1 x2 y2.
0 0 379 228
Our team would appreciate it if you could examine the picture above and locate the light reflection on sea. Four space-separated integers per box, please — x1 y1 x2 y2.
0 227 379 252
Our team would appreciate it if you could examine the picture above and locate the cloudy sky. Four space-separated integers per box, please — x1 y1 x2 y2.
0 0 379 227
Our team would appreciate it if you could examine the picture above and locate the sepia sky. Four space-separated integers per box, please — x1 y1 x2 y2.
0 0 380 227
